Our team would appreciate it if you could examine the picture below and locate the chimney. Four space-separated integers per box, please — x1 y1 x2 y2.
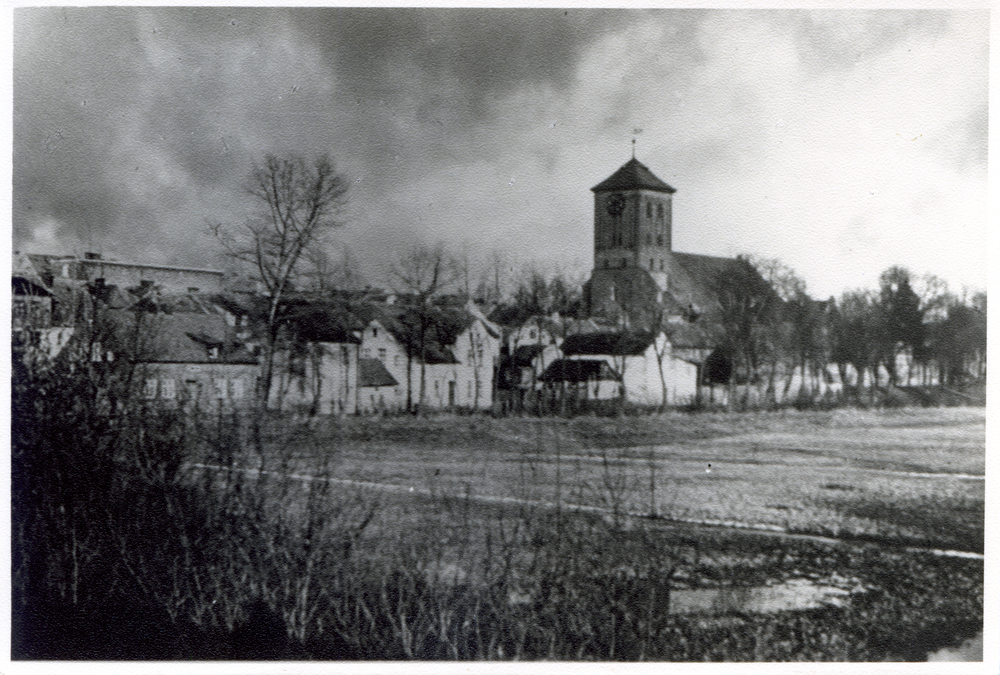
84 252 102 260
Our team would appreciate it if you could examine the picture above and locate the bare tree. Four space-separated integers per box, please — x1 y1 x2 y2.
475 248 513 305
709 256 782 409
391 243 460 412
211 154 349 407
300 244 366 294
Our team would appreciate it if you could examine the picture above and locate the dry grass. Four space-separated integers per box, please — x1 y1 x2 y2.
254 407 984 553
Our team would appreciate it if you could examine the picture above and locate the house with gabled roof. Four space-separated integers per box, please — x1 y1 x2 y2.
354 300 501 412
129 292 258 412
558 330 697 407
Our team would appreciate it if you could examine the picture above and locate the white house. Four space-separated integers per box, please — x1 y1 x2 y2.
559 330 700 407
357 302 502 412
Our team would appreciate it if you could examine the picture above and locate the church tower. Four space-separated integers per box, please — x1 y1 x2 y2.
591 157 676 290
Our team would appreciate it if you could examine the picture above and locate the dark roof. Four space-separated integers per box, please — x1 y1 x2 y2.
13 276 52 296
513 343 545 366
591 158 676 194
129 291 222 315
561 331 656 357
672 252 743 288
358 358 399 388
664 322 720 349
541 359 619 382
135 312 256 364
670 252 779 311
283 304 361 344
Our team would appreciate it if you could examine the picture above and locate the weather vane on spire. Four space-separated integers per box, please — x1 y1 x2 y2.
631 128 642 158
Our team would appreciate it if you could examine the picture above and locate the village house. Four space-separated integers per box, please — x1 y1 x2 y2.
262 294 502 415
131 294 258 413
269 301 362 415
558 331 700 407
12 251 79 360
355 301 501 412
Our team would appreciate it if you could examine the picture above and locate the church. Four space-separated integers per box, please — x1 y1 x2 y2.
526 155 778 408
584 155 758 329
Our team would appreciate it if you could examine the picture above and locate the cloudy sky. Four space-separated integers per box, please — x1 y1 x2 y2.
12 7 988 299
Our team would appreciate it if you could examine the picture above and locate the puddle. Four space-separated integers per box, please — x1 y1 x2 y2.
669 577 863 615
926 632 983 661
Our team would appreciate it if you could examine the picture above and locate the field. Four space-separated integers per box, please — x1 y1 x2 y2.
247 406 985 554
15 401 984 661
171 406 985 661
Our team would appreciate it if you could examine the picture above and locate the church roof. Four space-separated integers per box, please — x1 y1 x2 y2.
670 252 776 310
591 158 676 194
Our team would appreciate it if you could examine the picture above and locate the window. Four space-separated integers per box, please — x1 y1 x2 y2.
646 233 652 245
161 378 176 399
658 203 664 219
372 327 378 338
646 202 652 218
528 329 536 339
342 346 350 364
657 235 663 246
143 378 158 399
659 259 664 271
378 348 387 363
434 380 440 394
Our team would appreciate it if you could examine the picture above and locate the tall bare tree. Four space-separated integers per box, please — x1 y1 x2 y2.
391 243 460 412
211 154 349 407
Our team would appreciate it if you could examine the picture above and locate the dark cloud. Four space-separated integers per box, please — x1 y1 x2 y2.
12 7 643 264
295 9 630 121
11 8 987 298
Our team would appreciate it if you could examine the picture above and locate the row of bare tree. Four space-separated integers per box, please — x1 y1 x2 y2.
711 257 986 404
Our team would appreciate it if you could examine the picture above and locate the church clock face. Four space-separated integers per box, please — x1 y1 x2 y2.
606 193 625 216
